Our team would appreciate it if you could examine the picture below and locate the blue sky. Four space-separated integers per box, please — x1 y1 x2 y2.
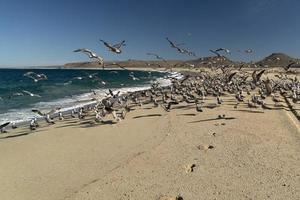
0 0 299 67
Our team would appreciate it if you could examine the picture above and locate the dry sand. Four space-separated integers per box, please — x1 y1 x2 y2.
0 76 300 200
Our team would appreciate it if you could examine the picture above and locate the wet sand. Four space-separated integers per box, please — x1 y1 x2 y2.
0 91 299 200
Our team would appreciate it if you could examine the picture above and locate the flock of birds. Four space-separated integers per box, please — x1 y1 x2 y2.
0 37 299 133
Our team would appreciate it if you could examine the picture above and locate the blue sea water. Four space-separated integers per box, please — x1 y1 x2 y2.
0 68 175 124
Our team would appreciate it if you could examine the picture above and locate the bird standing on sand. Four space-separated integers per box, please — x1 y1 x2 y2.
73 48 104 67
99 39 125 54
29 118 37 130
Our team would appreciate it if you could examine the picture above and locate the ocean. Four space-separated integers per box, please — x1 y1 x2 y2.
0 68 179 124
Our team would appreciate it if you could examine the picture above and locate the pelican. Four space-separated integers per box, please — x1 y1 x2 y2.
99 39 125 54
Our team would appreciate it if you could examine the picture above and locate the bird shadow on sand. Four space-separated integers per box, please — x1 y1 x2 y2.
133 114 162 119
0 131 34 140
56 120 117 129
189 117 236 123
80 120 117 128
177 113 197 116
230 109 265 114
142 107 154 110
172 105 195 110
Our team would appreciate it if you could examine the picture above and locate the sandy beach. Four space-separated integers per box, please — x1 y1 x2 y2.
0 71 299 200
2 0 300 199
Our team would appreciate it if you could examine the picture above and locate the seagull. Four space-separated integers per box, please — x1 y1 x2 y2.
29 118 38 131
11 122 18 129
209 49 221 57
210 48 230 56
8 92 24 99
146 53 167 62
109 62 128 70
284 61 296 71
215 48 230 54
106 89 120 98
227 72 237 83
166 37 196 56
32 108 57 124
32 108 57 117
161 101 179 112
0 122 10 133
244 49 253 53
24 72 47 82
99 39 125 54
145 62 162 68
252 69 265 84
22 90 41 97
73 48 104 67
129 73 140 81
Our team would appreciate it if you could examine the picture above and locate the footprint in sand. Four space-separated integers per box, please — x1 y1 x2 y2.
158 195 184 200
185 163 196 173
197 144 214 150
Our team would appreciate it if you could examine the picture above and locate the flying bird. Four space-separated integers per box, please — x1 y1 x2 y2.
22 90 41 97
110 62 128 70
238 49 253 54
146 53 167 62
73 48 104 67
24 72 47 82
166 37 196 56
99 39 125 54
252 69 265 84
284 61 296 71
215 48 230 54
0 122 10 133
244 49 253 53
209 49 221 57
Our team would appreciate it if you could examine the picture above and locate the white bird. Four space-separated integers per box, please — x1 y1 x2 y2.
0 122 10 133
22 90 41 97
24 72 48 82
129 73 139 81
166 37 196 56
73 48 104 67
99 39 125 54
109 62 128 70
245 49 253 53
146 53 167 62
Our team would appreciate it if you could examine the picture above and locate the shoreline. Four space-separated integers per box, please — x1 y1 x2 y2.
0 69 182 130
